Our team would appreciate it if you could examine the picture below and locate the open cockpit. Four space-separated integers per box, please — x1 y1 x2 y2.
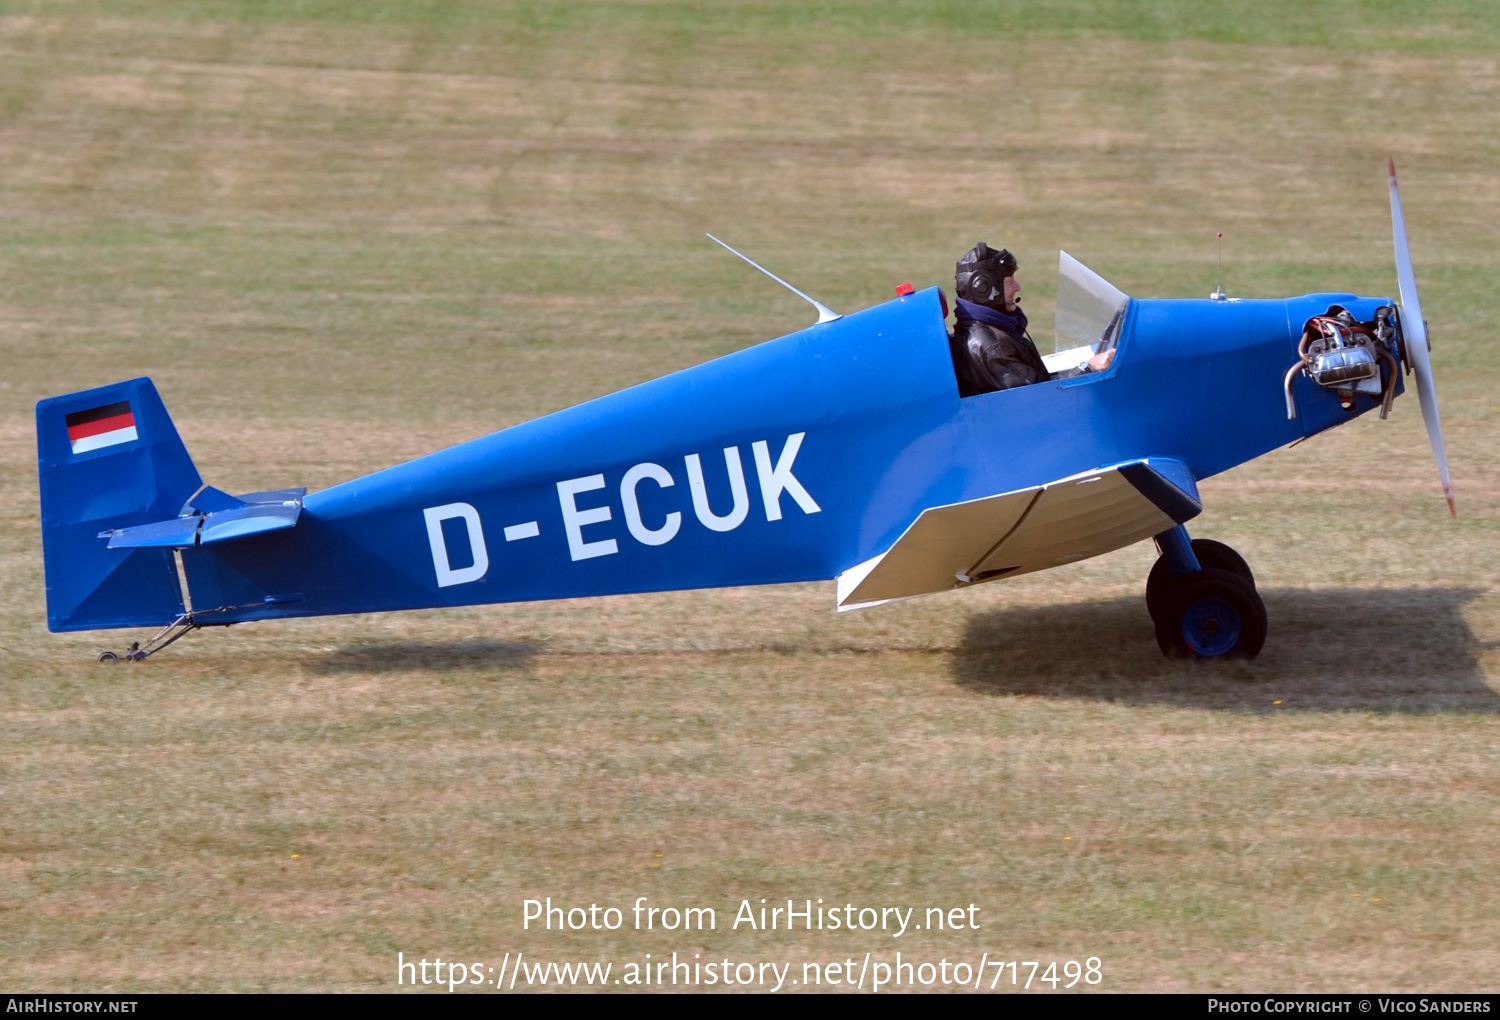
949 250 1129 397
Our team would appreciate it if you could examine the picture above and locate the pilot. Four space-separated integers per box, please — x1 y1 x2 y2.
949 242 1115 396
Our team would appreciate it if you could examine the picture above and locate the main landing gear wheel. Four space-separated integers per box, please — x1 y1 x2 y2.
1145 538 1255 623
1153 567 1267 659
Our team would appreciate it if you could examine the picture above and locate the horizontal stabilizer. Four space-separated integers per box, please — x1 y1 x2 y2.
836 459 1199 610
200 502 300 544
101 516 202 549
104 487 305 550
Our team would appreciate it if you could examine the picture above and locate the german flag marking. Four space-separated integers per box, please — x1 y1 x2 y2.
66 401 138 454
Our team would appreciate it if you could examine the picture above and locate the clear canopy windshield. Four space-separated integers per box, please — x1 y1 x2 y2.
1054 251 1129 354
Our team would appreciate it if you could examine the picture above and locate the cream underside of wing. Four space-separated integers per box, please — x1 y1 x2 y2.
836 462 1180 611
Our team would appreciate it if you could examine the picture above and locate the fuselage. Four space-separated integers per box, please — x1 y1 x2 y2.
176 287 1399 624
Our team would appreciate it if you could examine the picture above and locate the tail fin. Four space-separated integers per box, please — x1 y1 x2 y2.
37 378 202 631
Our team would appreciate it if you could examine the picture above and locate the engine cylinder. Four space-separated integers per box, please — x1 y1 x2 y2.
1311 345 1377 386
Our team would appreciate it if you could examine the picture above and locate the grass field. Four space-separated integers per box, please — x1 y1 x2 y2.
1 1 1497 993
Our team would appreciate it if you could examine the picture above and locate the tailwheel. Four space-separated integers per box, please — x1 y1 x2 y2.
1145 538 1255 624
1154 567 1267 659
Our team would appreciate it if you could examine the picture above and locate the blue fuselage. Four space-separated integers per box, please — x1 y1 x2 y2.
176 288 1397 623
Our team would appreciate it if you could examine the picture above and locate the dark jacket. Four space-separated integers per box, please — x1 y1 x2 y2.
948 299 1050 396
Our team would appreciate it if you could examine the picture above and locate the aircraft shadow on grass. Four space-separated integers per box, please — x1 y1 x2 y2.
951 586 1497 713
307 639 539 675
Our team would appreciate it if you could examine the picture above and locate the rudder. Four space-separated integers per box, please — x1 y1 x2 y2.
37 378 202 631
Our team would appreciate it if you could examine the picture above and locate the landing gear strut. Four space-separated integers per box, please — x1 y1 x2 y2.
1146 527 1266 658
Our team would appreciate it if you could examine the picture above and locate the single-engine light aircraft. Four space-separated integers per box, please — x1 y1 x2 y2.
38 164 1453 662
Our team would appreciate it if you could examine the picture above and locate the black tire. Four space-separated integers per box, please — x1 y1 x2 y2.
97 651 118 663
1190 539 1254 587
1145 538 1255 623
1154 567 1267 659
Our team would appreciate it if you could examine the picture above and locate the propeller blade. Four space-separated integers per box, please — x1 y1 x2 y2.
1388 158 1455 516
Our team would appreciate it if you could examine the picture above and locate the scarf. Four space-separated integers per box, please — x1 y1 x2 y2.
954 296 1028 335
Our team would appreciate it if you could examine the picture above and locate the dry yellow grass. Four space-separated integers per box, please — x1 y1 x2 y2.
0 4 1497 993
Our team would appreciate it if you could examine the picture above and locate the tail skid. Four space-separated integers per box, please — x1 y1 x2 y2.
95 612 199 663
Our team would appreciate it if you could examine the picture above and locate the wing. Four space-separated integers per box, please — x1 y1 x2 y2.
835 458 1200 610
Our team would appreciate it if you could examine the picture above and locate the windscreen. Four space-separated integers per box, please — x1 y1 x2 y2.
1055 251 1129 354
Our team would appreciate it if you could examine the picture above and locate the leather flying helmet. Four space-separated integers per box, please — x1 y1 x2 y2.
955 241 1018 311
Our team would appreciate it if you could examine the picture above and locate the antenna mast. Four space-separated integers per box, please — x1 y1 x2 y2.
706 234 841 324
1211 231 1226 300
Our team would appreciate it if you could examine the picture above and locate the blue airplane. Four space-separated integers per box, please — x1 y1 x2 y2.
37 164 1452 662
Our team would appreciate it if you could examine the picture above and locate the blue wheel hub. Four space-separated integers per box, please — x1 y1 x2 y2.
1180 597 1242 656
